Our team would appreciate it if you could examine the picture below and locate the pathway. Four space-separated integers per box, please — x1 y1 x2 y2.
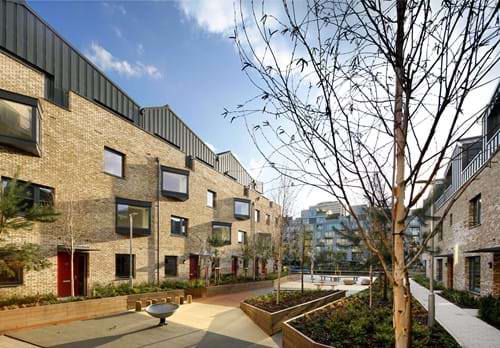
410 279 500 348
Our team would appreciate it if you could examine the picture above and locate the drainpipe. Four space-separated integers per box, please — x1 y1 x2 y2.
156 157 161 285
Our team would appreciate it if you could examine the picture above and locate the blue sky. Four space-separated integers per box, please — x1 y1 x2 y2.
28 0 265 178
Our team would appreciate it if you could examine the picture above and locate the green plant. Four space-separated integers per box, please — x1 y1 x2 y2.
0 293 59 309
478 295 500 329
440 289 478 308
160 279 206 290
412 274 445 291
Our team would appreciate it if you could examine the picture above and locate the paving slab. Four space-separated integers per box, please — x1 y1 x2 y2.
410 279 500 348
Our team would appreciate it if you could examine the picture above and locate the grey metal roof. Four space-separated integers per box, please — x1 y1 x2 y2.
0 0 263 191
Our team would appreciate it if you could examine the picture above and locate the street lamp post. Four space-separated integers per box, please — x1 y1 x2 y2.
129 212 138 288
428 195 435 327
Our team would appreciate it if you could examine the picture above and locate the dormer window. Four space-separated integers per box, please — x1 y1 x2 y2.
0 89 40 155
234 198 250 219
161 166 189 201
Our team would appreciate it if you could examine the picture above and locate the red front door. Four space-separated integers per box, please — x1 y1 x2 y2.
189 255 199 280
57 252 87 297
232 256 238 276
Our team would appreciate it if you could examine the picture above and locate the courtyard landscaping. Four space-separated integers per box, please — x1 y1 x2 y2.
285 281 460 348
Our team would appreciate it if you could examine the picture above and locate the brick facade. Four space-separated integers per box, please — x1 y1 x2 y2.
0 50 281 297
424 150 500 296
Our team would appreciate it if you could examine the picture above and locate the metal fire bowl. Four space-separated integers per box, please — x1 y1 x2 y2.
144 303 179 326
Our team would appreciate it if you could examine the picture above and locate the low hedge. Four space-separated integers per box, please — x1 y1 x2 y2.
478 295 500 329
244 290 335 313
439 288 478 308
412 274 445 291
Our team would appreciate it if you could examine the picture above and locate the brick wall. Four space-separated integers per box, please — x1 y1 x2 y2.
0 51 281 297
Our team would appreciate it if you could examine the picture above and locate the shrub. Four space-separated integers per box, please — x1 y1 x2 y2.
412 274 445 291
478 295 500 329
0 293 58 309
440 289 478 308
160 279 205 289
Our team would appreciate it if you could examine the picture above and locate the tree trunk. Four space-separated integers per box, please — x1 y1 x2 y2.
70 248 75 297
300 233 305 293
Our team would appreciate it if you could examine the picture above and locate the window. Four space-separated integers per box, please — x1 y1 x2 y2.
1 178 54 212
234 198 250 219
462 140 482 170
449 213 453 226
243 258 249 269
0 253 23 286
165 256 178 277
207 190 216 208
161 166 189 201
211 222 231 245
0 89 40 155
238 230 247 244
116 198 151 236
436 259 443 282
469 194 481 227
266 214 271 225
104 147 125 178
468 256 481 293
171 216 188 236
116 254 135 278
437 221 443 241
255 209 261 223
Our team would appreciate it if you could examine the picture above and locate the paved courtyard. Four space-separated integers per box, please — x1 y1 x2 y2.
0 278 372 348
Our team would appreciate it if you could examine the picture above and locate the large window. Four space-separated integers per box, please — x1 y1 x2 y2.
468 256 481 293
0 89 40 155
234 198 250 219
161 166 189 201
207 190 216 208
116 254 135 278
238 230 247 244
116 198 151 236
469 194 481 227
0 253 23 286
212 222 231 245
165 256 178 277
2 178 54 212
104 147 125 178
171 216 188 236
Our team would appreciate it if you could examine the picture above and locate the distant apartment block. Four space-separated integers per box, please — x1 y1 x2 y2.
424 83 500 296
0 0 280 297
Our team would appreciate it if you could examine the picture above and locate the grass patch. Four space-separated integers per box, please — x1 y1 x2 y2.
244 290 336 313
290 281 459 347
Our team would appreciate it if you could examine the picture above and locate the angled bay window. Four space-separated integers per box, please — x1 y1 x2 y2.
234 198 250 219
0 89 40 155
211 222 231 246
1 177 54 212
161 166 189 201
116 198 151 236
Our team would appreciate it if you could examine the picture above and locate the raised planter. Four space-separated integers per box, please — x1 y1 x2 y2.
0 289 185 333
185 287 208 298
282 298 346 348
240 290 346 336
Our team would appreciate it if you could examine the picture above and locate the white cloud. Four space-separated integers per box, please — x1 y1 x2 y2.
86 42 162 79
137 43 144 56
178 0 235 34
102 2 127 15
111 26 122 38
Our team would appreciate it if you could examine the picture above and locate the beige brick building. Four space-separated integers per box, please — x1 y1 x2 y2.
423 85 500 296
0 1 280 297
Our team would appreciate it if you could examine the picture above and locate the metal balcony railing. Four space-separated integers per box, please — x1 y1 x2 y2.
435 128 500 209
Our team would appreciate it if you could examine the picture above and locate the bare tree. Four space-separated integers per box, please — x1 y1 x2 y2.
271 174 299 304
227 0 499 346
57 195 88 297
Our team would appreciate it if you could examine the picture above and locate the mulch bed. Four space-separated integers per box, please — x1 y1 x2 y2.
244 290 336 313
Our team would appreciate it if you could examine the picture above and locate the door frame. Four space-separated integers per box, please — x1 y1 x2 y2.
189 254 200 280
57 251 88 297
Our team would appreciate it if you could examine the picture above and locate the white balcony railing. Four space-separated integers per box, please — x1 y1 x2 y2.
435 128 500 210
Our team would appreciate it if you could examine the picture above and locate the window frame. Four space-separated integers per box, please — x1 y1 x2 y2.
255 209 261 223
1 177 55 212
164 255 178 277
115 253 136 279
469 194 481 227
207 190 216 208
103 147 125 178
115 197 152 236
237 230 247 244
234 198 250 220
0 89 40 155
161 166 189 201
0 253 23 287
211 221 232 245
170 215 188 237
468 256 481 293
436 258 443 282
